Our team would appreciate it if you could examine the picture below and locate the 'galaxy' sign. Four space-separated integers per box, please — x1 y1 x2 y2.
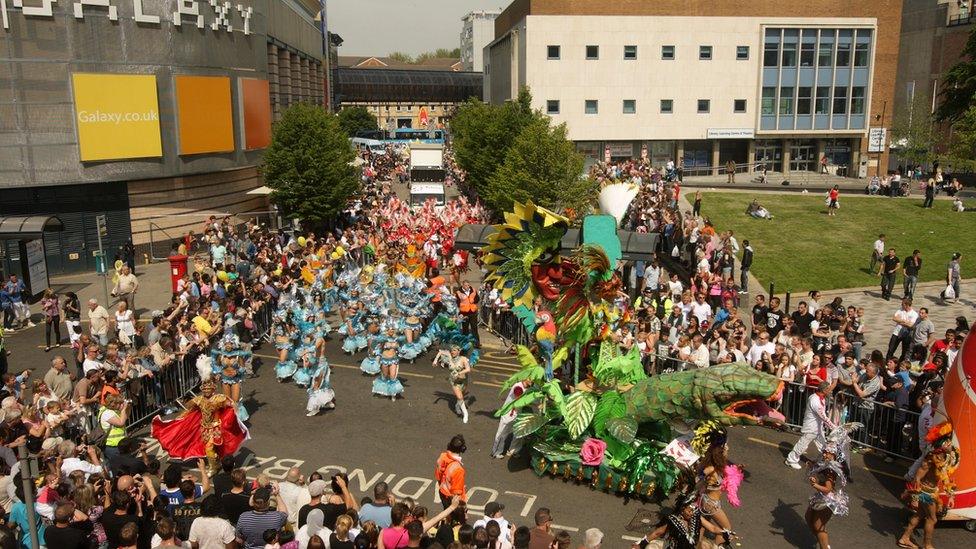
1 0 254 34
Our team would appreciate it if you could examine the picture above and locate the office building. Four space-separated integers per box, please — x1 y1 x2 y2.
1 0 325 275
461 9 501 72
486 0 903 177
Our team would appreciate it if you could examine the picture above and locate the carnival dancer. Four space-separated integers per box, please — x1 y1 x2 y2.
692 422 740 547
306 356 336 417
151 378 249 474
372 324 404 400
292 333 317 388
786 381 835 469
632 492 733 549
805 426 855 549
359 319 382 375
491 380 529 458
442 345 472 423
273 315 298 382
897 422 959 549
211 333 249 421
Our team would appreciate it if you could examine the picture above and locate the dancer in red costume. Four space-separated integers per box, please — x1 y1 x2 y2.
151 378 249 473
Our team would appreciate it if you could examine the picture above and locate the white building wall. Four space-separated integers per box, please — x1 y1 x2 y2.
461 11 499 72
518 15 875 142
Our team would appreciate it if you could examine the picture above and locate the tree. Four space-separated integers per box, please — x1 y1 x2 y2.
387 51 413 63
262 104 359 223
890 92 936 166
936 25 976 122
485 117 593 215
944 104 976 172
337 106 378 136
451 88 534 198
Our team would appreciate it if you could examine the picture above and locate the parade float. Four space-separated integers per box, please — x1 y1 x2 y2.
483 194 785 499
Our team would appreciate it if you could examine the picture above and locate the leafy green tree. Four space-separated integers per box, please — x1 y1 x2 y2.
485 117 592 215
451 88 534 198
936 25 976 122
944 104 976 172
262 104 359 223
337 106 378 136
387 51 413 63
891 92 936 166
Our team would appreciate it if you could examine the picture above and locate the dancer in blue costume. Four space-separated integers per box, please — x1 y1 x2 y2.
306 356 336 417
359 319 382 375
372 324 404 400
273 315 299 381
340 303 368 354
211 333 250 421
292 333 317 388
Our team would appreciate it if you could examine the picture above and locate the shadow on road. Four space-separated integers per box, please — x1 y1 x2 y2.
769 499 815 547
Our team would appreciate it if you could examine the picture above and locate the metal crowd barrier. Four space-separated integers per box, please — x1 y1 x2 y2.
82 300 277 431
479 305 531 348
777 380 922 460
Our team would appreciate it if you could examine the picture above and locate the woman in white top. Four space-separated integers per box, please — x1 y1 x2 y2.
297 508 331 549
113 302 136 347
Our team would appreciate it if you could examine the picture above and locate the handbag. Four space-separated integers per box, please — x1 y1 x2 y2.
671 245 680 258
943 284 956 300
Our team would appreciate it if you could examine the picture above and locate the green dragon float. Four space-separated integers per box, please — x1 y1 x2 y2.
484 200 785 499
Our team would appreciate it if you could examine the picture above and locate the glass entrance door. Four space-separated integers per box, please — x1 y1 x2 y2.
790 140 815 172
754 140 782 172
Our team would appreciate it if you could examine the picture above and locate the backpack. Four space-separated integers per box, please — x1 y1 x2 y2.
87 407 109 447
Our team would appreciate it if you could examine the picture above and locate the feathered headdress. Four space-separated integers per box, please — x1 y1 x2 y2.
691 421 728 456
925 421 954 448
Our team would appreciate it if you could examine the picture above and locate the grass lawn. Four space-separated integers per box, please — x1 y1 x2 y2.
699 192 976 292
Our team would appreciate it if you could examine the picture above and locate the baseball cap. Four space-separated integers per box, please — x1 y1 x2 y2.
485 501 505 516
307 479 327 497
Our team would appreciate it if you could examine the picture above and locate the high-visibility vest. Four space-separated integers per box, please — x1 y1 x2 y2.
99 406 125 447
459 290 478 314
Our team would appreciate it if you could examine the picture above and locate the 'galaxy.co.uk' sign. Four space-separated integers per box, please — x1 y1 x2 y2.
1 0 254 34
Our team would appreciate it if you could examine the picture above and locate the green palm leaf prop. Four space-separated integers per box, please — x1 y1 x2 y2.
606 417 638 444
513 413 551 438
592 391 627 436
563 391 598 439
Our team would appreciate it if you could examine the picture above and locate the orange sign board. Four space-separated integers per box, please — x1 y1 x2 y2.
174 75 235 155
240 78 272 150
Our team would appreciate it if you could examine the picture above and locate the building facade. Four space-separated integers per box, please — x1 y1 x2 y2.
460 10 500 72
335 56 480 132
893 0 973 168
1 0 325 275
486 0 903 177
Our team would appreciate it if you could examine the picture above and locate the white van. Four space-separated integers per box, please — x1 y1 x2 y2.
409 182 446 210
351 138 386 156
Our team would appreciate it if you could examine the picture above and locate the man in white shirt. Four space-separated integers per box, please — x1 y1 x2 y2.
189 495 237 549
689 335 710 368
87 298 111 346
746 331 776 367
276 467 311 530
473 502 511 543
667 274 683 302
786 382 835 468
58 440 104 480
82 345 105 374
871 234 885 272
886 298 918 363
113 266 139 311
690 294 713 325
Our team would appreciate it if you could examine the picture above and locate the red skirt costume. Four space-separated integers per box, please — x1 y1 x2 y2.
151 395 249 460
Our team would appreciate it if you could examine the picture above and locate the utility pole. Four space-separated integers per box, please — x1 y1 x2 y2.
17 445 39 549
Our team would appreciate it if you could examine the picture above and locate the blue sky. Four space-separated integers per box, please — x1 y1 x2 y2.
326 0 507 56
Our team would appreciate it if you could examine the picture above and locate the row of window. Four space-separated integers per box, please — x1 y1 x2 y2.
546 98 748 115
763 28 873 68
760 85 866 116
547 44 750 61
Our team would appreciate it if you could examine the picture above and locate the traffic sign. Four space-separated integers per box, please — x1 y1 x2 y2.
94 251 106 274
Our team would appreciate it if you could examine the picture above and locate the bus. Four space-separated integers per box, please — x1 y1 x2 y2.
387 128 445 144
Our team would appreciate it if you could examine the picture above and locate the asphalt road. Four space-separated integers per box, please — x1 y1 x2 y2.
5 323 974 548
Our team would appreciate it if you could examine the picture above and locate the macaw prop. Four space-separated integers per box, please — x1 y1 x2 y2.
483 201 787 498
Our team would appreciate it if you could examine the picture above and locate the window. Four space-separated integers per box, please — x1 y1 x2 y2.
854 42 869 67
624 45 638 60
660 99 673 113
661 45 675 60
851 86 865 114
781 42 797 67
761 87 776 115
818 43 833 66
734 99 747 113
546 100 560 115
623 99 636 114
547 45 560 59
586 45 599 60
779 87 794 115
797 87 812 115
585 99 598 114
697 99 710 113
833 86 848 114
699 45 712 60
763 42 779 67
815 86 830 114
736 46 750 60
800 42 815 67
836 43 851 66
